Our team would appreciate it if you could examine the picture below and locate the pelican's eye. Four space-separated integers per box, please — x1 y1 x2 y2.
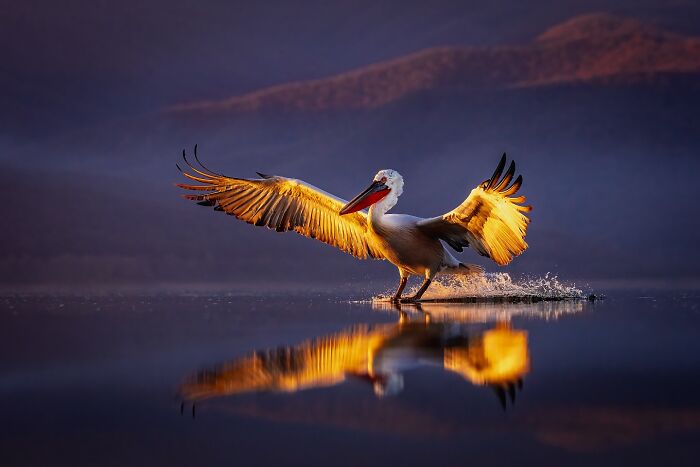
381 176 387 183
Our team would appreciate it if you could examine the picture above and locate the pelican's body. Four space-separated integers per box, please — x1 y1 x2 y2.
177 149 531 301
368 208 467 278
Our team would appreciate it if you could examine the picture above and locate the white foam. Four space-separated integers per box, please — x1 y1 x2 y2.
377 272 584 301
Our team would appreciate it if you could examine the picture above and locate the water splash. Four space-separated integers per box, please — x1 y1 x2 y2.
376 272 584 302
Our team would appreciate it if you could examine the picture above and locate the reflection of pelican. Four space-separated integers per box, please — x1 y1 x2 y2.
177 151 530 301
180 317 529 406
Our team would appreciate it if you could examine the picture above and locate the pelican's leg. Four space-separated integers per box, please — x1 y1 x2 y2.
400 278 432 303
391 274 408 302
413 278 432 300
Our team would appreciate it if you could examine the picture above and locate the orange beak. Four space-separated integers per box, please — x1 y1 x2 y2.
339 180 390 215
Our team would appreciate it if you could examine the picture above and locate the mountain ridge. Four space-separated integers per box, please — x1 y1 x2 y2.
168 13 700 115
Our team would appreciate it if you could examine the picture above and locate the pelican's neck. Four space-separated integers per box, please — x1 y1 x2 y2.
368 190 399 224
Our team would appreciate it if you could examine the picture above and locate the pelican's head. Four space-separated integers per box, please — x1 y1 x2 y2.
339 169 403 215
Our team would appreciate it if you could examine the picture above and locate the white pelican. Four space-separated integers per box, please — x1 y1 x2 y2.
177 148 531 301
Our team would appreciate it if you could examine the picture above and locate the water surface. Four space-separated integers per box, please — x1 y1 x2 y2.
1 290 699 466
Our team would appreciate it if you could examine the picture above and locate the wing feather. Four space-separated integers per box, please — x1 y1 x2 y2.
494 160 515 191
176 150 384 259
417 154 532 266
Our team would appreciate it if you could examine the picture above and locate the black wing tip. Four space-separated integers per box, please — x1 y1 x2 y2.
498 153 507 170
512 174 523 188
256 172 273 179
193 144 225 177
182 148 192 166
179 144 226 178
492 385 507 411
483 152 527 195
487 153 507 190
507 382 516 403
492 160 516 192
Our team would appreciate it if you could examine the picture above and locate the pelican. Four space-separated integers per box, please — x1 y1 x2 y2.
176 148 531 301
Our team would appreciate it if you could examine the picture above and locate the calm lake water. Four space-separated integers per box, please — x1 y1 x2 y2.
1 290 700 466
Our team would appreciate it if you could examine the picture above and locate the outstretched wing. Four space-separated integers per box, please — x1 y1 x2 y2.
417 154 532 266
176 147 384 259
180 324 388 400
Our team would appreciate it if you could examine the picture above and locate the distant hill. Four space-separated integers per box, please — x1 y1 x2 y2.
168 13 700 115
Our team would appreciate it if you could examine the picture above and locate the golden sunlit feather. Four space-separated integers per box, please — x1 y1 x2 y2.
176 153 384 259
417 154 532 266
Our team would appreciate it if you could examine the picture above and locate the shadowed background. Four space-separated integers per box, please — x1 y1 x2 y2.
2 0 699 288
